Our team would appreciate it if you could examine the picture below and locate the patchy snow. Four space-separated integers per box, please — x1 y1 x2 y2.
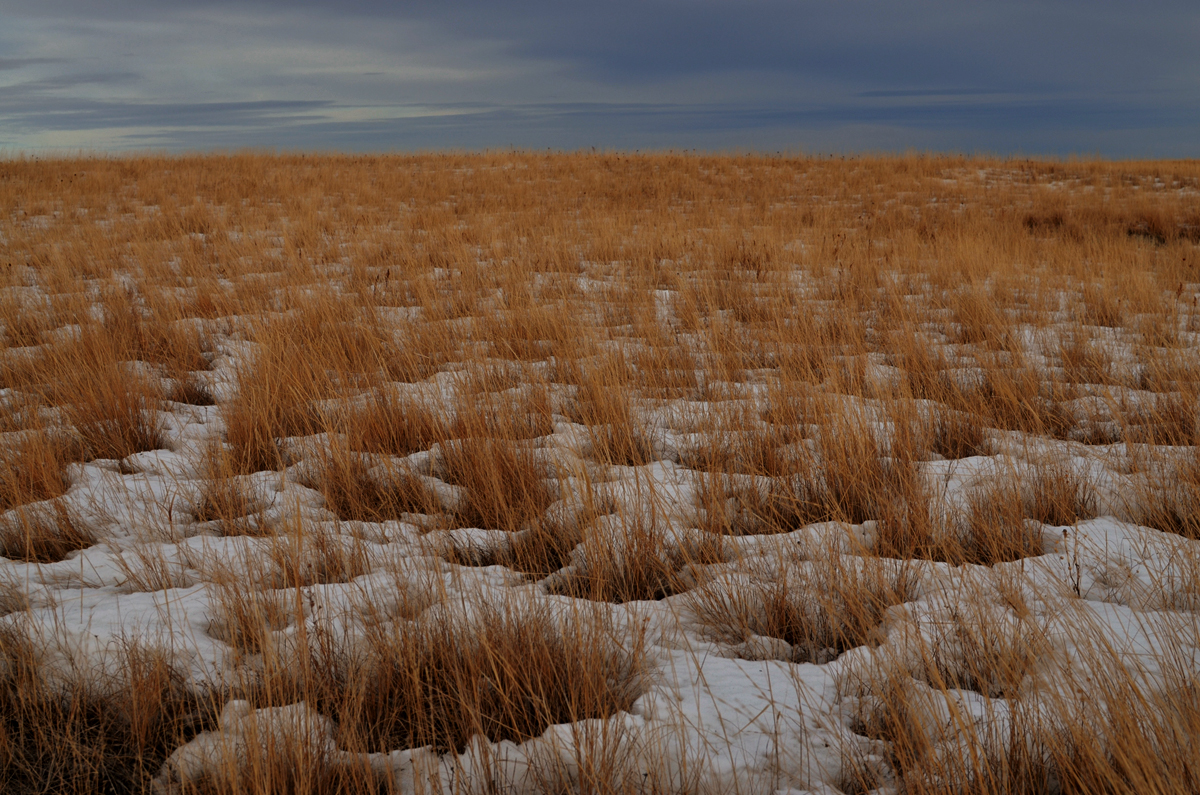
3 318 1199 795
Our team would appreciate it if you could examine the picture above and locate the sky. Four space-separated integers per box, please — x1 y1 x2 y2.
1 1 1198 156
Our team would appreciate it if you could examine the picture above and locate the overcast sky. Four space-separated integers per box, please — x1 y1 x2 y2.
2 1 1198 156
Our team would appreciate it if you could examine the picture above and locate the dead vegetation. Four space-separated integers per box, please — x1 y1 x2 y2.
290 597 646 756
840 600 1200 795
0 431 82 514
0 626 223 794
0 501 95 563
2 151 1198 793
690 549 917 664
550 509 728 603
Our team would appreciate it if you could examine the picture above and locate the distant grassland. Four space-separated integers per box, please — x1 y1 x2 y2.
1 152 1199 794
4 152 1197 491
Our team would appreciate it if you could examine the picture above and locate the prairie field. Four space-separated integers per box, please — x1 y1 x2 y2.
1 151 1199 794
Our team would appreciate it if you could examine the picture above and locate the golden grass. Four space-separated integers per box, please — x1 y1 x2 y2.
0 500 95 563
1134 447 1200 540
0 431 82 513
190 445 272 536
690 548 917 664
550 508 728 603
289 597 646 756
301 437 440 524
840 598 1200 795
2 150 1199 793
0 627 221 794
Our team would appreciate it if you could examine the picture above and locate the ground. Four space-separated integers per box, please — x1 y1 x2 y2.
1 152 1198 794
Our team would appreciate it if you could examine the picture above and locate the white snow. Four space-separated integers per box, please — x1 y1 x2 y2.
3 319 1199 795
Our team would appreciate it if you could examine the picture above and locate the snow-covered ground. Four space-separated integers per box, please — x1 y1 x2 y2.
3 154 1199 794
4 326 1198 793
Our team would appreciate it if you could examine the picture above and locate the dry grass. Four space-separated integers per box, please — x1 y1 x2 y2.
690 549 917 664
960 479 1044 564
2 151 1199 793
544 488 729 603
191 446 272 536
0 626 222 794
0 501 95 564
0 431 83 514
438 436 557 533
301 438 440 524
287 597 647 756
1133 447 1200 540
840 599 1199 795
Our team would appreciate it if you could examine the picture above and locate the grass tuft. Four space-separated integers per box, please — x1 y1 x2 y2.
0 501 95 563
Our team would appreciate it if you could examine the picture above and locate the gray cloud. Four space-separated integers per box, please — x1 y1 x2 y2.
0 72 141 96
856 90 1009 99
0 1 1196 154
0 98 333 132
0 56 65 70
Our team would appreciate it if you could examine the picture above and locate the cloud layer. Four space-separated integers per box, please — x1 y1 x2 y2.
2 1 1197 154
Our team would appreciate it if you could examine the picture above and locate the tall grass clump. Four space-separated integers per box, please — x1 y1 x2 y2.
282 596 646 756
0 625 221 793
